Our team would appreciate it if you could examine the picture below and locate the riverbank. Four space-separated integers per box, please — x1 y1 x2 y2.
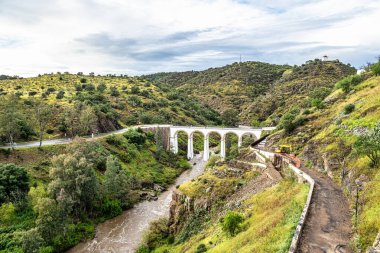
67 154 206 253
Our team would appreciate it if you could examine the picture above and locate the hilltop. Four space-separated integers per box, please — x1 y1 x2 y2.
144 60 356 125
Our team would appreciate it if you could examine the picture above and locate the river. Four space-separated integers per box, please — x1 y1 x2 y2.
67 154 206 253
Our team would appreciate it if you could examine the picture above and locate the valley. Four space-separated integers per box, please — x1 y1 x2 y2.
1 58 380 253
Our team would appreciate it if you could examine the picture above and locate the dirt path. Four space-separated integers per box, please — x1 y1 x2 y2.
297 166 353 253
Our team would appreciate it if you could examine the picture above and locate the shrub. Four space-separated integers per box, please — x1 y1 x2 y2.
85 83 95 91
0 202 15 223
335 75 363 93
28 91 37 96
131 86 140 94
279 110 302 134
0 164 29 204
110 86 120 97
56 90 65 99
141 218 169 250
97 83 107 92
220 211 244 236
354 122 380 167
343 104 355 114
80 78 87 83
75 84 83 91
123 129 146 146
371 61 380 75
195 244 207 253
101 198 122 218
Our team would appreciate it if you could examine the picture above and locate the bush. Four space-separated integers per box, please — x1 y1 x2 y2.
56 90 65 99
80 78 87 83
75 84 83 91
131 86 140 94
85 83 95 91
371 61 380 75
97 83 107 92
101 198 122 218
220 211 244 236
28 91 37 96
279 109 306 134
195 244 207 253
335 75 363 93
123 129 146 146
141 218 169 250
110 86 120 97
0 164 29 204
343 104 355 114
0 202 15 223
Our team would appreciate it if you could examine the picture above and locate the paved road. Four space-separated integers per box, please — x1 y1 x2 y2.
0 127 139 149
296 166 353 253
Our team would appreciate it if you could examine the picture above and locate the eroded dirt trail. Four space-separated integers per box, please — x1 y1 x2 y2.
297 166 353 253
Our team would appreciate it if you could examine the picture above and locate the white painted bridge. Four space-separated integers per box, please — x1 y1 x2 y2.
169 126 275 161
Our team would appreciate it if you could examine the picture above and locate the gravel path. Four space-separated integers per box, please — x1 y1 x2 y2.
296 166 353 253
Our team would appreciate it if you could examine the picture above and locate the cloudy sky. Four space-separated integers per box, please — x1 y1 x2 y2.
0 0 380 76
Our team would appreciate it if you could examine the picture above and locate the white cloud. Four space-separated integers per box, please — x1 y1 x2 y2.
0 0 379 76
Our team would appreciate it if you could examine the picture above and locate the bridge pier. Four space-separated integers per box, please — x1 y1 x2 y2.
220 136 226 160
203 136 209 161
187 135 193 159
237 135 243 151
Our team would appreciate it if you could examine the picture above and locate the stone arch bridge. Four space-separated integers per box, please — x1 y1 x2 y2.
168 125 275 161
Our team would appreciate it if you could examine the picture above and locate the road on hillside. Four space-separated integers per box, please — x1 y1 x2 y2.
0 127 137 149
296 166 353 253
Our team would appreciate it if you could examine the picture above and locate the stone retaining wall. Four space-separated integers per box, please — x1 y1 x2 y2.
252 148 315 253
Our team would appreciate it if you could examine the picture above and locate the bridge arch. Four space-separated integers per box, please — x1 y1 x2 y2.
169 126 275 161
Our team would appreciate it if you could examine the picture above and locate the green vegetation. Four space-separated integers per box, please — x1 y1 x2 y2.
0 129 189 252
0 73 221 144
220 211 245 236
269 70 380 250
354 122 380 167
149 180 309 253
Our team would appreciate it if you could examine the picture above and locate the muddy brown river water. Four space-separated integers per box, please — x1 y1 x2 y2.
67 154 206 253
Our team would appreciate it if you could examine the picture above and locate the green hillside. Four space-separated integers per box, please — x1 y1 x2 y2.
144 61 291 115
267 67 380 250
0 73 220 143
145 60 356 125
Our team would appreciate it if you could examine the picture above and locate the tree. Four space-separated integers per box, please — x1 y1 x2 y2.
220 211 244 236
32 99 54 147
15 228 45 253
79 106 97 135
62 104 97 137
221 109 239 127
354 122 380 167
0 164 29 204
0 93 25 147
48 153 100 217
123 128 146 146
34 197 65 242
104 155 130 206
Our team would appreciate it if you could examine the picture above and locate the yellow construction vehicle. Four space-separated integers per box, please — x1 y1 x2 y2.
275 145 292 154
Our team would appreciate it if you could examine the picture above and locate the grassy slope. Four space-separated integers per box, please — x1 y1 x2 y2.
0 73 220 141
270 75 380 249
154 180 309 253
